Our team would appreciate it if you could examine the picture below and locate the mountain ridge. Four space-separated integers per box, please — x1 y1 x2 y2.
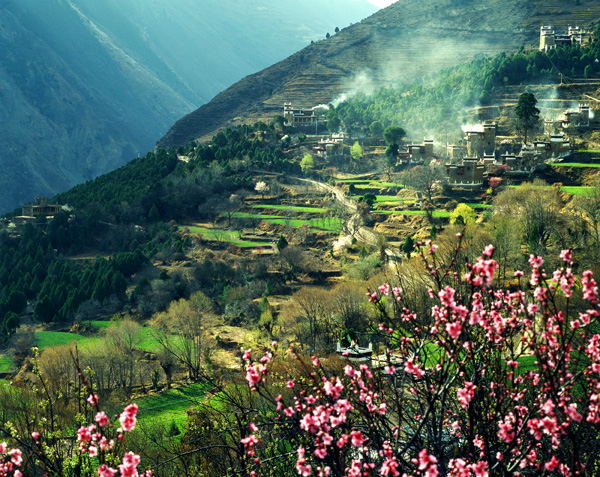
157 0 600 149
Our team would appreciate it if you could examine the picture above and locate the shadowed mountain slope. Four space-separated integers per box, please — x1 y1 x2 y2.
0 0 376 213
158 0 600 148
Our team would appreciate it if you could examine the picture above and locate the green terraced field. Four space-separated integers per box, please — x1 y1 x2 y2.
227 213 342 233
373 210 451 218
32 322 187 355
339 179 404 188
467 203 494 209
231 212 281 219
552 163 600 168
264 217 342 232
355 195 413 203
136 383 210 433
559 186 596 196
182 227 273 248
507 184 597 197
35 331 93 349
249 204 328 213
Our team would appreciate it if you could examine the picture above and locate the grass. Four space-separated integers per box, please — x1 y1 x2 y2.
135 383 210 434
375 196 414 202
32 323 181 355
249 204 327 214
576 150 600 153
35 331 95 349
339 179 404 187
507 184 597 197
88 320 114 329
231 212 281 220
372 181 404 188
228 213 342 233
354 195 412 203
559 186 596 196
373 210 451 218
182 226 272 248
467 203 494 209
552 163 600 168
0 356 15 373
264 217 343 232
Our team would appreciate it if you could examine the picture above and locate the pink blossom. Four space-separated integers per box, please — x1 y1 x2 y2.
416 448 438 472
314 447 327 459
87 394 99 406
404 358 424 378
560 249 572 262
545 456 560 471
583 270 599 303
529 254 544 268
457 382 476 409
446 321 462 340
98 464 118 477
8 449 22 466
77 426 92 443
119 403 138 432
246 366 261 387
119 452 141 477
350 430 364 447
95 411 109 427
241 434 258 446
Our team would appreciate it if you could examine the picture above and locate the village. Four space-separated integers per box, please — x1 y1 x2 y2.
281 98 591 189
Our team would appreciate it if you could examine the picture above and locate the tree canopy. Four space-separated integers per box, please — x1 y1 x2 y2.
515 92 540 143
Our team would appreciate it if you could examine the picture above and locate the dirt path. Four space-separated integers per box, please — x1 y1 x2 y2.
292 177 403 263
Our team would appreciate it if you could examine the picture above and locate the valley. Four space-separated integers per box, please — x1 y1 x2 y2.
3 4 600 475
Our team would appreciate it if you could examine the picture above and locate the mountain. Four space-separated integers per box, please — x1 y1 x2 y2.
158 0 600 149
0 0 377 213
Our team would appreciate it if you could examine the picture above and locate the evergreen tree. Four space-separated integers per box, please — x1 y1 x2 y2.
402 236 415 258
34 296 55 323
148 204 160 222
2 311 20 336
276 235 289 252
515 92 540 144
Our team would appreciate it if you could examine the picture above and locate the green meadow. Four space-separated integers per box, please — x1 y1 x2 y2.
182 226 273 248
552 163 600 168
135 383 210 436
249 204 328 214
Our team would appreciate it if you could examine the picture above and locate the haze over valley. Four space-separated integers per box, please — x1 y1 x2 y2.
0 0 377 211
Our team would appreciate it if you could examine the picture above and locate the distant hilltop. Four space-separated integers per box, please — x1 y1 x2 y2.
158 0 600 150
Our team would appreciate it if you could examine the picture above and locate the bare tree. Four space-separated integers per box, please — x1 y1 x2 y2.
401 163 446 202
495 180 565 254
103 318 143 395
575 182 600 247
152 291 215 381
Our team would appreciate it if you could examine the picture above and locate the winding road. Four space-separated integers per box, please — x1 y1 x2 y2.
292 177 403 263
